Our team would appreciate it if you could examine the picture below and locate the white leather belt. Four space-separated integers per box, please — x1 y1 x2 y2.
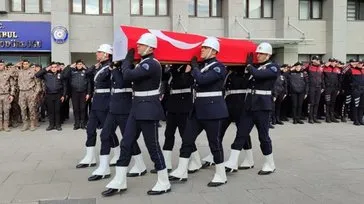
196 91 222 97
134 89 160 97
249 89 272 95
95 89 110 93
112 88 133 93
225 89 249 96
170 88 191 95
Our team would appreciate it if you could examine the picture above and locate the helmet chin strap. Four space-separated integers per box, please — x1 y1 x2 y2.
204 49 213 60
142 47 150 57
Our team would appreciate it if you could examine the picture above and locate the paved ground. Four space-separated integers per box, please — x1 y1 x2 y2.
0 119 364 204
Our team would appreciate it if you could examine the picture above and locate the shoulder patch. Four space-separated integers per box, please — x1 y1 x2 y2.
142 63 150 71
213 67 221 73
270 66 278 72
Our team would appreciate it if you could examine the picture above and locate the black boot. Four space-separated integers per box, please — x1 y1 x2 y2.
325 105 331 123
73 122 80 130
275 117 284 125
308 105 314 124
293 118 297 124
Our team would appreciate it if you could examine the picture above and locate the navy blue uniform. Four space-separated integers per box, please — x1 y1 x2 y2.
273 71 288 123
287 70 307 121
349 67 364 124
231 61 278 155
85 61 112 147
116 54 166 171
323 65 341 121
163 65 194 151
341 65 354 120
306 64 324 121
179 58 228 164
35 69 67 128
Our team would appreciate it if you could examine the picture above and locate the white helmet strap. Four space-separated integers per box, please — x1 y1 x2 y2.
141 46 150 56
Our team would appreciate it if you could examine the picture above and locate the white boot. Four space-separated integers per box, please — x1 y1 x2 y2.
224 149 241 172
109 148 120 166
163 150 172 170
92 155 111 176
106 166 127 190
258 153 276 175
239 149 254 170
208 163 227 187
188 151 202 173
147 169 171 195
169 157 189 181
127 154 147 177
77 147 97 168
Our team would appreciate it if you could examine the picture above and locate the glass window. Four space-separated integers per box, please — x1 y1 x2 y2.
73 0 83 13
211 0 222 17
131 0 141 15
299 0 309 19
11 0 23 12
263 0 272 18
359 1 364 20
102 0 112 14
158 0 168 15
312 0 321 19
248 0 261 18
143 0 156 16
246 0 273 18
197 0 209 17
25 0 40 13
299 0 322 20
85 0 99 15
189 0 196 16
42 0 51 12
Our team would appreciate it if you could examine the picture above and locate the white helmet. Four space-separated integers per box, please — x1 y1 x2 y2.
256 42 272 55
201 37 220 52
137 33 157 48
97 44 113 55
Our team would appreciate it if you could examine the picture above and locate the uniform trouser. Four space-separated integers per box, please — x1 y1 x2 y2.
86 110 108 147
308 87 321 119
179 116 225 164
163 112 189 151
116 115 166 171
221 117 252 150
352 89 364 122
0 94 11 121
274 93 285 121
71 91 87 124
100 113 142 156
324 88 339 117
342 91 352 118
46 93 62 127
19 90 38 121
231 110 272 156
291 93 305 120
61 97 70 122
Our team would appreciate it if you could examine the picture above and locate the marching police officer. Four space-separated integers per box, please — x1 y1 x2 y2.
35 62 67 131
63 60 92 130
306 56 324 124
348 60 364 125
169 37 229 187
288 62 307 124
76 44 113 168
149 64 194 174
103 33 170 196
272 64 288 125
225 42 278 175
323 58 341 123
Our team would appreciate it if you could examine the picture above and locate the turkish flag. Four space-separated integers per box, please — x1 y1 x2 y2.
113 25 257 65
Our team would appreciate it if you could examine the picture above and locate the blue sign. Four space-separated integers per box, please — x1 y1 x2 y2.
52 26 68 44
0 21 51 52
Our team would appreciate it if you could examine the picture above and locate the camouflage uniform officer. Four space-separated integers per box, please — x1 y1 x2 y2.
0 60 16 132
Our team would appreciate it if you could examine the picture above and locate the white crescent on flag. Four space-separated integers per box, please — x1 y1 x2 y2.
148 29 202 50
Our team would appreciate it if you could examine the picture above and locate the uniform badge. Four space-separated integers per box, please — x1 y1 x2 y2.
57 73 61 79
142 63 149 71
213 67 221 73
270 66 278 72
300 73 304 77
81 73 84 76
280 75 284 80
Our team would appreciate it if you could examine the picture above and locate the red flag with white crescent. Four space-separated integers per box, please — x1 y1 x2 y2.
113 25 257 65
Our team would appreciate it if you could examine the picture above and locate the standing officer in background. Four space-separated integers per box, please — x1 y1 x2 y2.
16 59 39 131
272 64 288 125
35 62 67 131
348 60 364 125
63 60 91 130
103 33 170 197
76 44 113 169
225 42 278 175
287 62 307 124
341 59 357 122
169 37 228 187
323 58 341 123
306 56 324 124
149 64 194 173
0 60 16 132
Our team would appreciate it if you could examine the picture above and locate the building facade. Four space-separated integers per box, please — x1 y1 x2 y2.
0 0 363 66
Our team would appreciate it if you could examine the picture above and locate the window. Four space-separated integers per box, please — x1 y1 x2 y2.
9 0 51 13
347 54 364 61
131 0 169 16
188 0 222 17
347 0 364 20
70 0 113 15
245 0 273 19
299 0 322 20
